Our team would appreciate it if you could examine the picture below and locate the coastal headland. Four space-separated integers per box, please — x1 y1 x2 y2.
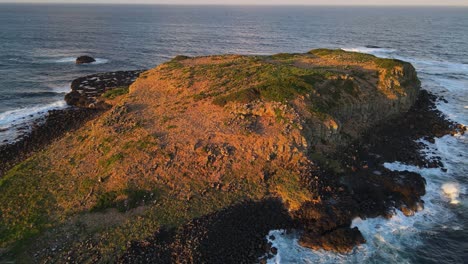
0 49 464 263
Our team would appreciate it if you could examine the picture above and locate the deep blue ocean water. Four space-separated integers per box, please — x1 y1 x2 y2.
0 4 467 263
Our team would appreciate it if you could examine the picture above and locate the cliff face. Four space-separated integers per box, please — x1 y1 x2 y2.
299 49 420 152
0 49 421 261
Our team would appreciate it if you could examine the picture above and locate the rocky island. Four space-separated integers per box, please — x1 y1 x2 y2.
0 49 463 263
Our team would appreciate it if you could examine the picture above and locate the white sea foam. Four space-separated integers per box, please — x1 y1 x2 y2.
343 47 468 75
54 57 77 63
265 47 467 263
442 183 461 205
267 135 466 263
93 58 109 64
0 100 67 129
47 84 71 94
0 100 68 144
53 57 109 64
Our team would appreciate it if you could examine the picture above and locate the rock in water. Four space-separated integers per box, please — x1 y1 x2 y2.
76 55 96 64
299 227 366 253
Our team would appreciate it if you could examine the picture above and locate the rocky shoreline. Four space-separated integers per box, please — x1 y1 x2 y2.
1 52 466 263
111 90 465 262
65 70 145 108
0 70 145 177
0 108 101 177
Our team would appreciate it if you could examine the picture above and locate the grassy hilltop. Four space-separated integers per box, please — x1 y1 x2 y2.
0 49 420 262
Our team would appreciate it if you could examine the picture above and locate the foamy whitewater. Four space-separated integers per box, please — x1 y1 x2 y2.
267 48 467 263
0 100 67 143
0 55 110 143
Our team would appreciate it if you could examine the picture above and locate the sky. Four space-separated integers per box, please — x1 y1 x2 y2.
1 0 467 5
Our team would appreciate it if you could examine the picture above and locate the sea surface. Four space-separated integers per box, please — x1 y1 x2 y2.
0 4 467 263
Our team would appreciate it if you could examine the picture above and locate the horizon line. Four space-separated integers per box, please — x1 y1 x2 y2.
1 2 467 7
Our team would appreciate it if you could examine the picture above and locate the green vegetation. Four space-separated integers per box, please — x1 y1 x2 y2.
213 87 260 106
310 48 405 71
274 108 287 123
93 189 162 212
163 56 187 70
122 137 158 151
100 153 124 169
310 48 377 63
210 61 334 106
269 170 312 210
0 157 55 248
0 50 418 262
102 87 129 99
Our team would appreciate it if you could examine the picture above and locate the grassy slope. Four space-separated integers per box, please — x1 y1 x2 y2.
0 49 414 261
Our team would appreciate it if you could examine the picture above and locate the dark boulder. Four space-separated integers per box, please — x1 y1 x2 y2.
76 55 96 64
299 227 365 253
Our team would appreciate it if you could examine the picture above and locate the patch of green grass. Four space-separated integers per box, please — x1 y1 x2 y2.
99 153 124 169
97 137 115 154
274 108 287 123
163 56 187 71
102 87 129 99
122 137 158 151
309 48 377 63
269 53 298 61
0 158 56 248
172 55 191 61
93 191 119 212
92 189 162 212
211 62 333 106
269 170 312 210
375 58 406 78
310 49 404 72
213 88 260 106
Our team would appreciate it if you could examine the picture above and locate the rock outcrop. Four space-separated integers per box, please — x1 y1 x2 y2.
75 55 96 64
4 49 461 263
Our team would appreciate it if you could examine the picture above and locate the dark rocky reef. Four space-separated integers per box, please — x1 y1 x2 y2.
76 55 96 64
65 70 145 108
118 199 293 264
294 90 465 253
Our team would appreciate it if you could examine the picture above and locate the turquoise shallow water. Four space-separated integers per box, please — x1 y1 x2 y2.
0 4 467 263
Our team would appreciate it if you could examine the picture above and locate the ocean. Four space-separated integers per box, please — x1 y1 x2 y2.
0 4 467 263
